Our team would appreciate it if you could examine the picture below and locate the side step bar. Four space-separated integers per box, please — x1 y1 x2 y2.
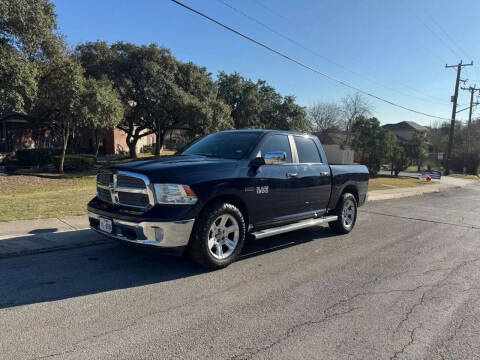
251 215 338 240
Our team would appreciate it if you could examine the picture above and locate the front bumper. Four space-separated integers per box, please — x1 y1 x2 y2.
88 211 195 253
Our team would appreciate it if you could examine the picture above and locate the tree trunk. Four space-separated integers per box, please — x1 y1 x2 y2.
59 126 69 174
155 130 161 156
127 138 138 159
94 129 101 159
155 129 166 157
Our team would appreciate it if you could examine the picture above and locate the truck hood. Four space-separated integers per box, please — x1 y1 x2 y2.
111 155 240 184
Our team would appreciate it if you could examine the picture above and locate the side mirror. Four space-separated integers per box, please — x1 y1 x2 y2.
251 151 286 167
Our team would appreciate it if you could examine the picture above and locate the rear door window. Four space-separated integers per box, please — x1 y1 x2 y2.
259 135 293 163
294 136 321 163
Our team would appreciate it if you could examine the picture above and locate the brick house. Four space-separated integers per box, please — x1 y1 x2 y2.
1 117 188 155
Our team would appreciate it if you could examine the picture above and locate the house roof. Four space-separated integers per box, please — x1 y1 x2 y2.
382 121 427 132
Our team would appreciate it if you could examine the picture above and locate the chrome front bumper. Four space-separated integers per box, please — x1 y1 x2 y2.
88 211 195 250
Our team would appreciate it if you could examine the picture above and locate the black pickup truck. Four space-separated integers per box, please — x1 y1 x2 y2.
88 130 368 269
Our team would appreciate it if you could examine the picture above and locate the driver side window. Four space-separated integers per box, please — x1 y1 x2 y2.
259 135 293 163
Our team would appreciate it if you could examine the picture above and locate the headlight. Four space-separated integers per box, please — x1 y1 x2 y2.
153 184 198 205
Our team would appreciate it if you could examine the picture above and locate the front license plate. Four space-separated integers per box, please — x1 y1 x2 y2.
99 218 113 233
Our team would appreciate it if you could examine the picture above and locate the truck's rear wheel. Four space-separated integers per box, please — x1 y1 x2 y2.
188 202 246 269
329 193 357 234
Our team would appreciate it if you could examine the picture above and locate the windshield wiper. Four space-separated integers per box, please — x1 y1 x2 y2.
195 153 220 158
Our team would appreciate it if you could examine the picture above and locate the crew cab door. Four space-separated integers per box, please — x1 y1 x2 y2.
247 134 301 227
292 135 331 214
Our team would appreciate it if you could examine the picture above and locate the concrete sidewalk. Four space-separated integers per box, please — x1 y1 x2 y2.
369 175 477 201
0 215 107 258
0 176 477 258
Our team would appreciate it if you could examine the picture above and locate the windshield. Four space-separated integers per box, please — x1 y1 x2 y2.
180 132 262 160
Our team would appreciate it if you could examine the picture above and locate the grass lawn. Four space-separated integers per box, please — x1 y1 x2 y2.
448 173 479 180
0 174 96 222
368 176 434 191
0 149 178 222
406 166 420 172
137 150 176 158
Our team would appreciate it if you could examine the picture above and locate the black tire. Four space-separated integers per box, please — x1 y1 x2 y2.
188 202 246 269
329 193 357 234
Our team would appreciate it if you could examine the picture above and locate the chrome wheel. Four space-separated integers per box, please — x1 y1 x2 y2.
208 214 240 260
342 198 356 229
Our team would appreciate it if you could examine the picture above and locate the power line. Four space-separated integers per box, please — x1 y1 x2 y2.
427 15 480 86
216 0 450 107
405 4 480 89
171 0 452 121
244 0 451 105
246 0 291 24
408 6 462 60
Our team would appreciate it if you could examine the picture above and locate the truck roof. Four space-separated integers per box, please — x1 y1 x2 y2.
218 129 311 137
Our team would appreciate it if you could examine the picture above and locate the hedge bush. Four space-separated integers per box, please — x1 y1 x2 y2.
141 144 155 154
54 154 96 171
16 148 61 166
450 152 480 175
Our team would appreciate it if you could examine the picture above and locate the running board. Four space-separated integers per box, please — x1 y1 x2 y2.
251 215 338 240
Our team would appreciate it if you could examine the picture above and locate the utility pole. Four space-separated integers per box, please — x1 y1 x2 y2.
460 85 480 154
444 61 473 175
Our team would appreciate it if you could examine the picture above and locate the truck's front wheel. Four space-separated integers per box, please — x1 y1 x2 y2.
188 202 246 269
329 193 357 234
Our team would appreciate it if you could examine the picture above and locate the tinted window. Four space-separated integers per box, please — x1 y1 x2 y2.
294 136 321 163
259 135 292 163
181 132 261 159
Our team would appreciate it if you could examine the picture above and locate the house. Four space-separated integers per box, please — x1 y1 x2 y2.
382 121 427 142
0 117 189 156
314 130 355 164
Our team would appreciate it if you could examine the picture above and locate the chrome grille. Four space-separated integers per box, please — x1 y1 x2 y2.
118 192 150 207
117 174 146 188
97 187 112 203
97 172 112 186
96 171 154 209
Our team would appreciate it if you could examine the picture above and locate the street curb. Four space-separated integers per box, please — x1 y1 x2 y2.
0 236 109 259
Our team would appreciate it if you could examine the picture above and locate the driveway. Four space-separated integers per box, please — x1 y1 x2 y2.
1 184 480 359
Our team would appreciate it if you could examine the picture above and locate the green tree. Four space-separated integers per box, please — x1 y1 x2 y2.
77 42 231 158
406 131 427 171
165 61 232 155
78 42 176 157
351 116 391 176
389 137 411 176
80 77 124 158
217 72 307 131
0 0 60 116
217 72 261 129
274 95 309 132
35 57 85 173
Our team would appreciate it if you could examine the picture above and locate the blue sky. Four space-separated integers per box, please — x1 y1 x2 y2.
53 0 480 126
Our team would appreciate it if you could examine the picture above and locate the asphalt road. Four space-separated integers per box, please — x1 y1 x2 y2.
1 184 480 360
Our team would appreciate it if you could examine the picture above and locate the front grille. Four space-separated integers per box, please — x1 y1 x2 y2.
96 171 153 209
118 192 150 207
117 174 146 188
97 172 112 186
97 187 112 203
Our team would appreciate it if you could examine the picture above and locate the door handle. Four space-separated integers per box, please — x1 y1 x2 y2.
319 171 330 176
286 172 298 178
